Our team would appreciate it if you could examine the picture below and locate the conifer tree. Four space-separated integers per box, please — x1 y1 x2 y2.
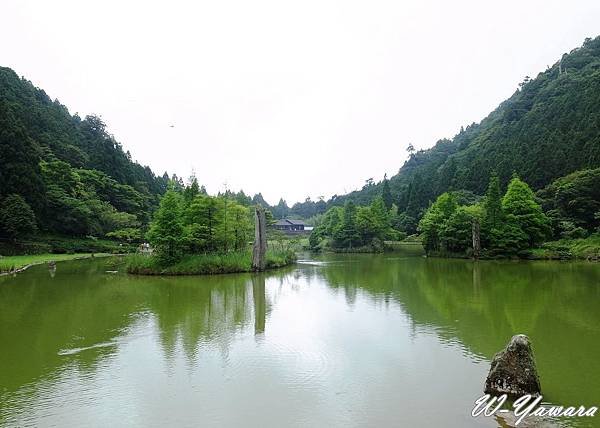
484 172 503 230
381 174 393 210
502 177 551 246
147 190 186 263
336 201 360 248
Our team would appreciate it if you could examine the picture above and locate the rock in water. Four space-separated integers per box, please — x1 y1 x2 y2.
484 334 541 397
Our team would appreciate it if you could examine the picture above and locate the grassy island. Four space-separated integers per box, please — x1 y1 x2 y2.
126 250 296 275
123 189 297 276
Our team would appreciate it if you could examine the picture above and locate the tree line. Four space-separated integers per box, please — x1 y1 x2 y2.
309 189 405 252
309 168 600 255
146 179 254 264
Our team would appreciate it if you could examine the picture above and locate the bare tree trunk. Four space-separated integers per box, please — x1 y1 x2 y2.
252 206 267 271
472 219 481 259
252 275 266 334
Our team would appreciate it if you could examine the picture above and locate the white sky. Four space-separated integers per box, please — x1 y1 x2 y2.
1 1 600 204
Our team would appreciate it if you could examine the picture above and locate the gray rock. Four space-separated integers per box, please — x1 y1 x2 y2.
484 334 541 397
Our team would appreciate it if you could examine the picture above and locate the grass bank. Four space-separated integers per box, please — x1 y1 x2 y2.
126 250 296 275
314 238 425 254
0 235 136 256
528 235 600 261
422 235 600 261
0 253 110 274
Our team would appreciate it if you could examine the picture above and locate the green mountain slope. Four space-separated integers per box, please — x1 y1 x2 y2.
0 67 169 239
329 36 600 226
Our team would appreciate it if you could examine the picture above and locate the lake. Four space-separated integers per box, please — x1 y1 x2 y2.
0 253 598 427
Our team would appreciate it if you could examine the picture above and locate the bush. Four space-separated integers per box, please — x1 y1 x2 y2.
0 194 37 239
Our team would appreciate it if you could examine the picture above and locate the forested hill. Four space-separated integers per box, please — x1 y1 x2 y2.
328 36 600 229
0 66 170 239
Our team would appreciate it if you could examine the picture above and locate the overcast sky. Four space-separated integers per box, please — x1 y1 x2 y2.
2 1 600 204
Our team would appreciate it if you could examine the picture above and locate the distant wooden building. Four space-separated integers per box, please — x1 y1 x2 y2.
273 219 306 233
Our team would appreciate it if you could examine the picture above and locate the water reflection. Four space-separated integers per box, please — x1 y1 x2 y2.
252 275 266 335
0 255 599 427
0 262 283 400
312 254 600 408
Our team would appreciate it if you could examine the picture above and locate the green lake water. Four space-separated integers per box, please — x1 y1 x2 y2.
0 253 598 427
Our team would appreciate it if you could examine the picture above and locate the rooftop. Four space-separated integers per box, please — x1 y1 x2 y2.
274 219 306 226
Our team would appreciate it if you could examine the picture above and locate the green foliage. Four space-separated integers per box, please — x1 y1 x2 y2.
0 235 133 256
418 192 457 253
185 194 220 252
272 198 290 219
537 168 600 235
146 190 186 264
334 201 361 249
418 175 554 256
229 203 253 251
310 197 402 251
532 234 600 260
308 228 322 250
106 227 142 241
484 172 503 230
309 207 343 250
502 177 551 247
146 182 255 264
183 176 200 204
126 249 295 275
381 175 393 210
0 194 37 239
0 100 45 211
0 66 168 243
440 204 484 253
183 194 252 253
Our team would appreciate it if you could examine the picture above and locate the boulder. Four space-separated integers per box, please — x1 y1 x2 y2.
484 334 541 397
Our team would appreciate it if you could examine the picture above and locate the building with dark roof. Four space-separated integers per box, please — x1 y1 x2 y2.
273 219 306 232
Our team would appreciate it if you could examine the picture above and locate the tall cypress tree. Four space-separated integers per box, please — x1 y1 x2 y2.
405 173 423 218
381 174 393 210
336 200 360 248
502 177 551 246
484 172 503 230
147 190 186 263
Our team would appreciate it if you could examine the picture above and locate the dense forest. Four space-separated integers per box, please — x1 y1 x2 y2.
0 66 173 247
0 67 296 252
310 36 600 256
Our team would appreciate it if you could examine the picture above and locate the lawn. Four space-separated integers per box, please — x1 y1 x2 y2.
0 253 108 273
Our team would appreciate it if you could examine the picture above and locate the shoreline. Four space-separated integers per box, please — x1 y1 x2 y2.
0 253 114 276
127 262 296 276
423 250 600 262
